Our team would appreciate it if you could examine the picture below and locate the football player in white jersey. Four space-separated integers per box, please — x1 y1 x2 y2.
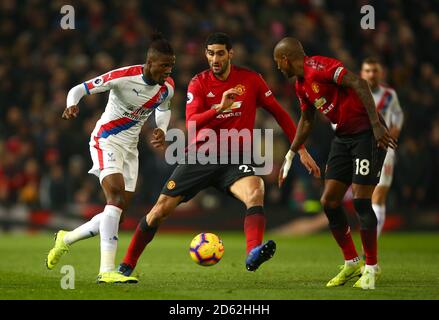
361 57 404 235
45 33 176 283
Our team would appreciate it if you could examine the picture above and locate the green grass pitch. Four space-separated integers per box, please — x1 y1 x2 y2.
0 231 438 300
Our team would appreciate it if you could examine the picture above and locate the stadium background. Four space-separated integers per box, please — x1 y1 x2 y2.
0 0 438 234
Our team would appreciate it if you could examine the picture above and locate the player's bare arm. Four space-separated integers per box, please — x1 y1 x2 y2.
260 89 320 179
290 106 316 154
389 126 401 141
340 70 397 149
278 106 316 187
297 148 320 178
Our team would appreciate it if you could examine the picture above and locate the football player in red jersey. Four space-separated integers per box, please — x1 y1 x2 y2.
117 33 320 277
274 37 397 290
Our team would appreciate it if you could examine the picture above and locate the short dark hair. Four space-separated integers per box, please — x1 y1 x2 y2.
362 57 381 65
148 32 174 56
205 32 232 50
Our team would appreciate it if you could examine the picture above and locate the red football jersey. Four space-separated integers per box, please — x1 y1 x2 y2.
186 65 297 156
295 56 371 135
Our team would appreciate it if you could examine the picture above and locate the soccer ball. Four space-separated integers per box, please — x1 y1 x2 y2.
189 233 224 266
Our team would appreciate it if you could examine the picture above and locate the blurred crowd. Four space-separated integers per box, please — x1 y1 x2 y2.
1 0 438 225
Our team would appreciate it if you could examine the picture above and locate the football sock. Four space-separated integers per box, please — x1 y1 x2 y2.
345 256 361 266
122 216 158 269
324 206 358 260
64 213 102 245
354 199 378 265
99 205 122 273
364 264 379 272
372 203 386 237
244 206 266 254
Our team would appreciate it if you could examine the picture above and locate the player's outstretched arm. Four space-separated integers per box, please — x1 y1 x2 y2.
341 70 397 149
63 83 87 119
278 107 316 187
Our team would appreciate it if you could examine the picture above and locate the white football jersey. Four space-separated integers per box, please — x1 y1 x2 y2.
371 84 404 130
84 64 174 145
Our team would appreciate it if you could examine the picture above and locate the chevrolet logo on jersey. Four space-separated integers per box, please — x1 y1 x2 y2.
314 97 327 109
211 101 242 113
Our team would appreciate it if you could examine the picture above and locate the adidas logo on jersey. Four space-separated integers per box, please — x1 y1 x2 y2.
207 92 215 98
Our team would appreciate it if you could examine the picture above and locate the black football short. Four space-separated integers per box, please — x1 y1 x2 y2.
325 130 387 185
161 163 256 202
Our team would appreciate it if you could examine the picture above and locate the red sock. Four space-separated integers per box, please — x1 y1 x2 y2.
360 229 377 265
330 226 358 260
122 217 157 268
244 207 266 254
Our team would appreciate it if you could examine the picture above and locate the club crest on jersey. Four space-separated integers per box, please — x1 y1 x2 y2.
311 82 320 93
314 97 327 109
167 180 176 190
93 76 104 87
107 152 115 162
234 84 246 95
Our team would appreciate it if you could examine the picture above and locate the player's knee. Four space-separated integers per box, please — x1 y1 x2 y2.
320 195 342 209
245 185 264 207
353 198 377 230
322 206 348 229
149 197 174 224
106 189 126 209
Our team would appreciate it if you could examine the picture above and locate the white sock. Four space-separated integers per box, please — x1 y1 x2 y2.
345 256 361 266
364 264 378 273
64 213 102 245
372 203 386 236
99 205 122 273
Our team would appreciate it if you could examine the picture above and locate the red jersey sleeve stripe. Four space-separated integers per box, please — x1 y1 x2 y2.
166 77 175 89
102 65 143 83
85 81 95 91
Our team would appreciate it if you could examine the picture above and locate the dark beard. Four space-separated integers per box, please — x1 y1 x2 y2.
212 61 229 76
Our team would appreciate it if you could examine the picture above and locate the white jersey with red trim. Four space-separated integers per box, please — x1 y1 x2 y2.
371 84 403 130
84 64 175 146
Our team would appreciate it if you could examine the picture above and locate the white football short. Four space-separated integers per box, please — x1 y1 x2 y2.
88 137 139 192
377 148 395 187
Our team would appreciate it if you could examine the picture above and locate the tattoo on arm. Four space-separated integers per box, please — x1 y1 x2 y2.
341 70 380 126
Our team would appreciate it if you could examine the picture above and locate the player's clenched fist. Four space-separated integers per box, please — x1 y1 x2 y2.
150 128 166 149
62 105 79 120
